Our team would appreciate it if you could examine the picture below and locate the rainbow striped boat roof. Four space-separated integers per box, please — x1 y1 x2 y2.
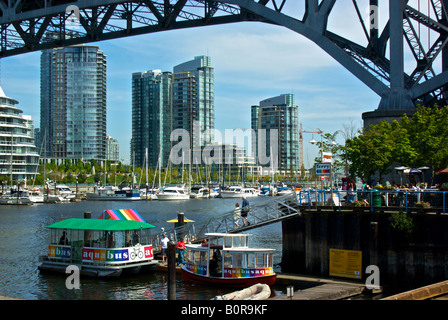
99 209 146 223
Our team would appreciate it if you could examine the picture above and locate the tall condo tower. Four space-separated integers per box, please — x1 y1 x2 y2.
0 86 39 181
131 70 172 168
131 56 215 168
40 45 107 162
251 94 299 171
172 55 215 150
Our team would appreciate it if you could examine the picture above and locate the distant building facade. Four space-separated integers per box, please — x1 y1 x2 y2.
106 135 120 163
172 55 215 148
40 44 107 163
131 70 172 168
131 56 215 168
251 94 299 171
0 86 39 181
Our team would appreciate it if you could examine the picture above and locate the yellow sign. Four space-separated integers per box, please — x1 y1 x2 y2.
329 248 362 279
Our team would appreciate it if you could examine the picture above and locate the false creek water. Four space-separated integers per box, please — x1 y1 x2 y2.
0 197 283 300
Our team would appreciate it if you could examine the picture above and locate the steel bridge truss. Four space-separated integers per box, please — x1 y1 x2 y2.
0 0 448 109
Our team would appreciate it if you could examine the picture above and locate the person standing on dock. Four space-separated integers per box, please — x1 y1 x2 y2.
233 203 241 227
160 233 169 264
176 238 186 266
241 196 250 226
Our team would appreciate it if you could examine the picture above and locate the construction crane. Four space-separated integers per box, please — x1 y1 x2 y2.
299 123 323 169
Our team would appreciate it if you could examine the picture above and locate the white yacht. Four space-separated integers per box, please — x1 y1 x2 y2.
220 186 259 198
0 189 33 204
189 186 209 199
45 184 75 202
156 186 189 201
27 187 44 203
277 184 293 196
86 185 141 201
140 188 158 200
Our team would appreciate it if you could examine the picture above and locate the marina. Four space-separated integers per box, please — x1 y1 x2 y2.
0 196 285 300
1 190 448 301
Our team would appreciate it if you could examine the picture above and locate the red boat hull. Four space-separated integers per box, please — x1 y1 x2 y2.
181 267 277 288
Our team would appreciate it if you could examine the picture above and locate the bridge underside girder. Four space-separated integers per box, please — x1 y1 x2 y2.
0 0 448 111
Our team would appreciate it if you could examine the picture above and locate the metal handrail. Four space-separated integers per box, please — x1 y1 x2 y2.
151 193 302 253
297 189 448 214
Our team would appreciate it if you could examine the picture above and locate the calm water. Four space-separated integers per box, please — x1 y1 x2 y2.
0 197 284 300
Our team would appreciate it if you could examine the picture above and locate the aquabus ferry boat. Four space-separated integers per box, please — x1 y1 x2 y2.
38 209 158 277
181 233 276 287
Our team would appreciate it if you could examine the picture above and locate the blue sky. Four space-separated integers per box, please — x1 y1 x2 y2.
0 2 384 168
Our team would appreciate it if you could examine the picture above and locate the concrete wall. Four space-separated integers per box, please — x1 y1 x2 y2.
281 209 448 289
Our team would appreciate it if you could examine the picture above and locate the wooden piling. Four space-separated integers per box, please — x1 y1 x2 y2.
167 241 176 300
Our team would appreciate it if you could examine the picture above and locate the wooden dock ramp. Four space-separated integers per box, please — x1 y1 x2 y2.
271 283 365 300
381 280 448 300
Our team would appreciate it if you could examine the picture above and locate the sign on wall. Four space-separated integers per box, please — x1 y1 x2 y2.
315 163 331 175
329 248 362 279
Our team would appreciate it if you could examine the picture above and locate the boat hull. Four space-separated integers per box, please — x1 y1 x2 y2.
181 266 276 288
156 194 189 201
85 193 141 201
38 259 159 278
220 192 258 198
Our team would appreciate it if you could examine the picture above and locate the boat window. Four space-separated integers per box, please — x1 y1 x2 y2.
240 236 248 247
232 253 243 268
140 229 151 246
267 253 273 267
223 252 232 268
114 231 125 248
254 253 273 268
256 253 265 268
224 237 233 248
247 253 255 268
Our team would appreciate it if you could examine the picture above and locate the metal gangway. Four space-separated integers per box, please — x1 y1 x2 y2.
151 193 302 254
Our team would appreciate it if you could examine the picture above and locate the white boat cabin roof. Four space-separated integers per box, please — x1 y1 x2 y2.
187 233 275 252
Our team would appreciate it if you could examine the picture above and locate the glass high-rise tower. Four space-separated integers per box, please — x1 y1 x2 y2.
251 94 299 171
131 56 215 168
172 56 215 148
40 45 107 162
131 70 172 168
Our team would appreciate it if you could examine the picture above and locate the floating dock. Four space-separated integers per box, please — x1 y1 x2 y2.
271 273 365 300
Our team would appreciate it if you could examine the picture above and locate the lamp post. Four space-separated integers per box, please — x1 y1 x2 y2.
310 129 324 205
334 129 349 177
309 128 323 163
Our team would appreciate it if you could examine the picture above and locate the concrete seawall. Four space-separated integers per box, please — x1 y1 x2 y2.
281 207 448 289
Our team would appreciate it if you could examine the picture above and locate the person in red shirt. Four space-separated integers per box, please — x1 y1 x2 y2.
176 237 186 266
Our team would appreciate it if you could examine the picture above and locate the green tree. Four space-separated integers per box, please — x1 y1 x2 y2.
401 105 448 184
346 121 396 182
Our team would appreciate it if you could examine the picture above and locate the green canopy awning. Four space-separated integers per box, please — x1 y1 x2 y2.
45 218 155 231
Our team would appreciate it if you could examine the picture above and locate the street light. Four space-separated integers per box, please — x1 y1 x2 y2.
309 129 324 163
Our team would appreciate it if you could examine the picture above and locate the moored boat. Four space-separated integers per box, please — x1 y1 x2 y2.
86 185 141 201
156 186 189 200
181 233 276 287
220 186 259 198
38 209 158 278
189 186 209 199
0 189 33 204
277 185 292 195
